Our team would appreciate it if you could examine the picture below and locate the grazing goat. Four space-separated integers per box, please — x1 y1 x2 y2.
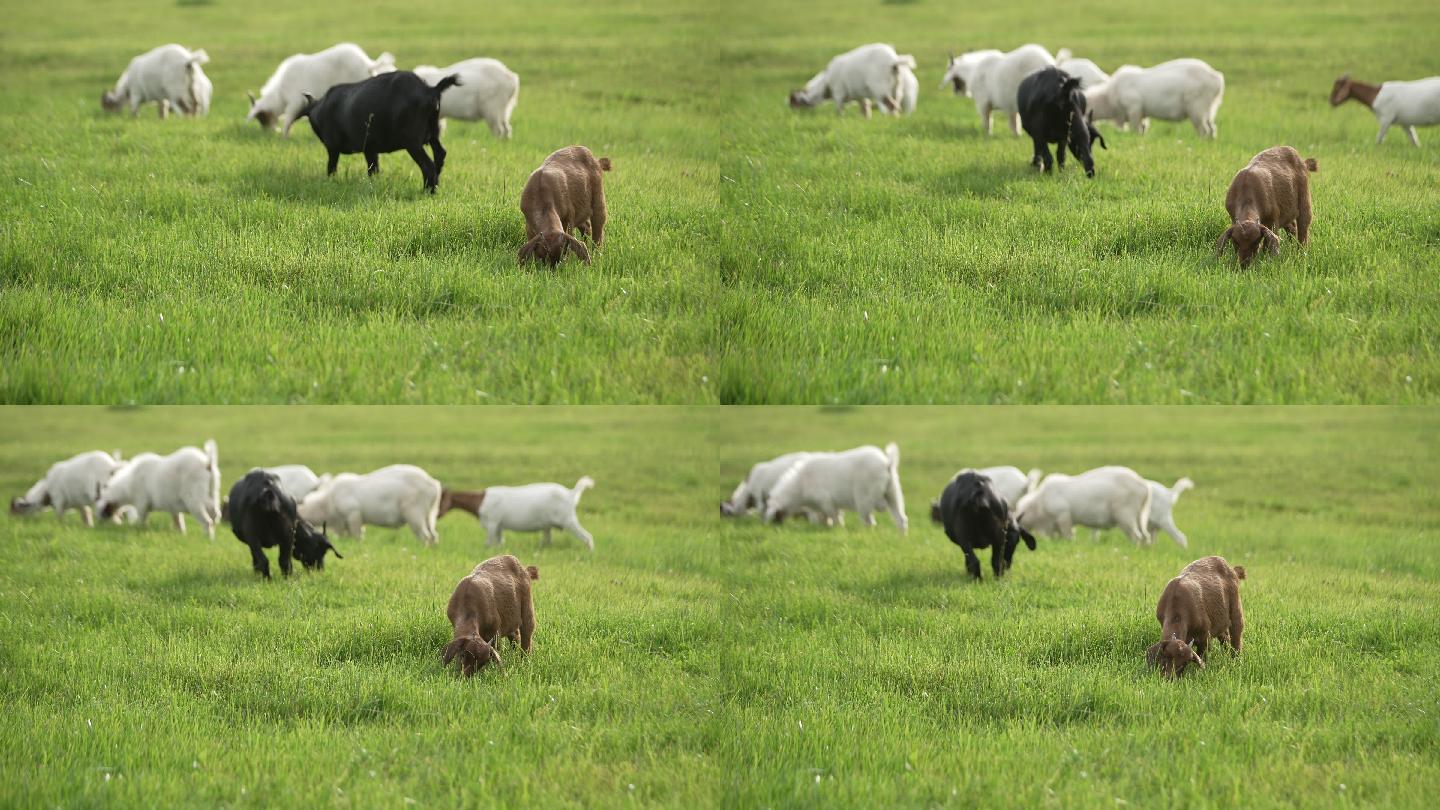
477 477 596 551
11 450 125 527
1018 66 1107 177
295 71 460 193
1146 477 1194 548
96 440 221 539
764 444 907 532
1016 465 1152 545
931 471 1037 580
102 44 211 118
1084 59 1224 138
789 43 918 117
940 44 1054 136
228 470 340 579
721 452 815 517
518 146 611 266
1146 556 1245 678
442 555 539 676
1214 146 1317 268
247 43 395 136
414 58 519 138
221 465 325 523
298 464 441 545
1330 74 1440 147
1055 49 1110 90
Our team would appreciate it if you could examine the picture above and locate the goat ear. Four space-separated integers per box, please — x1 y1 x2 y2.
1261 226 1281 255
246 91 257 106
516 235 541 264
1145 642 1164 668
564 234 592 264
1213 227 1233 257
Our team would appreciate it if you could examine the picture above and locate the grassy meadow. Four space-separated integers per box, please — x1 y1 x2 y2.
1 0 1437 404
0 407 720 806
2 406 1438 806
713 407 1440 805
713 0 1440 404
0 0 721 404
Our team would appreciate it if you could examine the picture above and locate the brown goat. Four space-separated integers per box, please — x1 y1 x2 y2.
438 488 485 519
1214 146 1318 268
1146 555 1246 678
441 554 538 676
517 145 612 267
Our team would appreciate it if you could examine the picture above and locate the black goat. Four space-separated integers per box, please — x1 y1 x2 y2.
295 71 461 193
931 471 1037 580
1017 66 1106 177
228 470 340 580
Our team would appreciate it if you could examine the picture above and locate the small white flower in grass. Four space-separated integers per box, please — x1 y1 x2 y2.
701 376 709 383
1339 784 1346 791
815 775 821 784
863 311 869 321
628 784 636 791
1406 376 1412 384
158 313 164 322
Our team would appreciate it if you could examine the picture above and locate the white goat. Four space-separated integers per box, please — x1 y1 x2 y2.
895 62 919 115
11 450 125 526
941 44 1054 135
1055 48 1110 90
255 465 325 501
1146 477 1194 548
722 452 814 517
956 466 1042 510
1330 74 1440 147
764 444 907 532
298 464 440 545
477 477 596 551
413 58 519 139
1016 465 1153 545
96 440 221 539
247 43 396 136
1084 58 1224 137
789 43 918 117
102 44 211 118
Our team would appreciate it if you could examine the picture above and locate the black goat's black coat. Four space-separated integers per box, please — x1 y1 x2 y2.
932 472 1037 580
1017 67 1106 177
228 471 340 579
296 70 461 193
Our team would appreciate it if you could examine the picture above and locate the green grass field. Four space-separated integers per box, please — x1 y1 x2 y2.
2 407 1437 806
714 0 1440 404
0 0 721 404
2 0 1436 404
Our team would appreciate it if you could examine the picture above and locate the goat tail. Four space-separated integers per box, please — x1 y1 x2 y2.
1025 468 1043 494
597 157 613 171
572 476 595 505
204 438 220 516
112 448 123 463
434 73 463 94
884 442 901 472
1233 565 1247 581
1056 48 1073 62
188 48 210 67
1304 158 1318 173
372 51 396 73
893 54 917 71
526 565 539 581
1136 480 1154 545
1171 477 1195 500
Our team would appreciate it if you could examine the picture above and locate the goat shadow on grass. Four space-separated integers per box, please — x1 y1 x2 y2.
920 161 1051 198
226 165 443 209
387 211 521 261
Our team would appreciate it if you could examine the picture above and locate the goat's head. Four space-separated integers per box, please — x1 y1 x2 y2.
930 499 943 524
518 231 590 267
293 520 342 570
1147 634 1205 678
1215 221 1280 268
11 494 46 515
941 53 969 94
245 93 277 130
1329 74 1352 107
100 91 123 112
442 634 502 676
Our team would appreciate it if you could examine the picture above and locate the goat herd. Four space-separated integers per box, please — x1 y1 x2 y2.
791 42 1440 266
9 442 595 674
719 443 1240 678
103 42 608 266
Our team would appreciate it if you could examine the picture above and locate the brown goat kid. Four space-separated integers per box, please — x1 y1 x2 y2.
438 488 485 519
1214 146 1317 268
518 145 612 266
441 554 538 676
1146 555 1246 678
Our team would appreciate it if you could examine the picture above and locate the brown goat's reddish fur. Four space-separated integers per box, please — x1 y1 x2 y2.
1147 556 1246 678
1330 75 1380 109
438 488 486 518
1215 146 1317 268
441 555 539 677
517 145 611 266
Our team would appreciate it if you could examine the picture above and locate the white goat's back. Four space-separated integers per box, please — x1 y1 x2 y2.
300 464 440 530
251 43 390 121
479 481 588 532
414 58 520 133
767 444 901 525
98 442 219 517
